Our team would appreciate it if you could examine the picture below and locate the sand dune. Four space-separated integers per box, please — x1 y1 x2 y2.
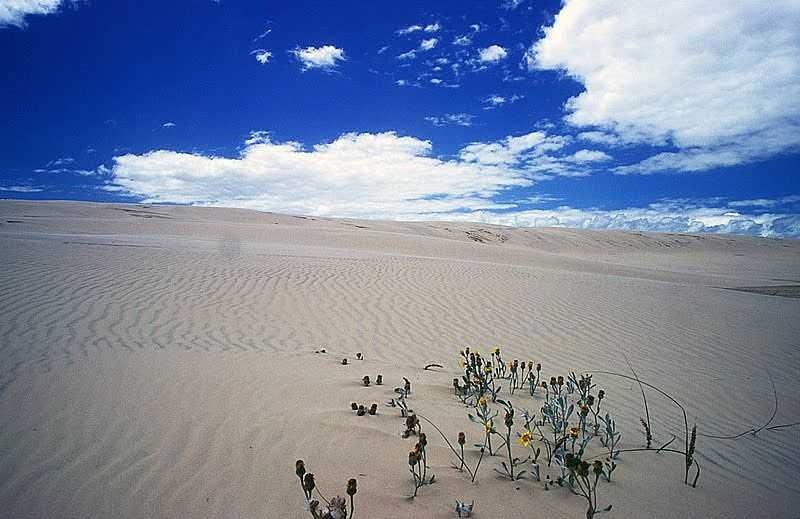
0 200 798 518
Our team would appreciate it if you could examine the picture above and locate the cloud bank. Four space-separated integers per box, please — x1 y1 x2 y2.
529 0 800 174
107 132 799 237
0 0 63 27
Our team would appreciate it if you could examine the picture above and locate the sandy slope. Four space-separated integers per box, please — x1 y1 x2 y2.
0 200 798 519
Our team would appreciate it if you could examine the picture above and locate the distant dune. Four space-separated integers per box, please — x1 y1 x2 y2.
0 200 798 519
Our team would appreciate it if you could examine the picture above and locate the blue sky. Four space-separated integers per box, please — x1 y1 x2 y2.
1 0 799 237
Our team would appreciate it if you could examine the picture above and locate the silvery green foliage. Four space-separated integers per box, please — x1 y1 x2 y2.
455 500 474 517
600 412 622 459
541 394 574 435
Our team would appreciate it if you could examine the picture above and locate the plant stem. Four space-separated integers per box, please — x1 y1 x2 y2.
505 425 514 479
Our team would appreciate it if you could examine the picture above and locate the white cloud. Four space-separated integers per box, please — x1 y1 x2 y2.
253 27 271 42
453 35 472 46
162 122 176 128
530 0 800 174
109 132 537 218
424 203 800 238
397 24 422 35
425 113 474 127
395 79 410 86
419 38 438 51
484 95 506 107
397 50 416 60
291 45 345 71
0 185 43 192
377 45 389 55
0 0 63 28
478 45 508 63
566 149 612 163
459 131 570 166
46 157 74 167
250 49 273 64
483 94 523 109
429 78 442 85
424 22 440 33
577 131 623 146
728 195 800 208
244 130 271 145
501 0 524 9
105 131 799 238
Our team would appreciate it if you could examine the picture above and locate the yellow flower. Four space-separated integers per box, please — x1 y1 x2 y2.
490 346 500 355
478 396 488 408
483 365 492 374
459 360 465 369
484 420 494 434
569 427 580 439
518 430 533 448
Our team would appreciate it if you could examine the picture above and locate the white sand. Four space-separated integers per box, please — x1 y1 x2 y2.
0 200 798 519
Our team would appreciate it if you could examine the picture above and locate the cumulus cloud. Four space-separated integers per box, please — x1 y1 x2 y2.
459 131 569 166
0 0 65 28
424 22 440 33
478 45 508 63
453 35 471 46
291 45 345 71
109 132 536 218
250 49 273 64
419 38 438 51
529 0 800 174
105 130 799 238
397 24 422 35
566 149 612 163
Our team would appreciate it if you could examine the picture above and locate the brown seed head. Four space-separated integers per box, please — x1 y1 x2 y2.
458 432 465 445
295 459 306 478
303 473 316 493
347 478 358 496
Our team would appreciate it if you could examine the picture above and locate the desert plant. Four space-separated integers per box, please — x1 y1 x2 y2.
407 435 435 497
295 460 358 519
561 454 612 519
468 396 499 455
494 399 526 480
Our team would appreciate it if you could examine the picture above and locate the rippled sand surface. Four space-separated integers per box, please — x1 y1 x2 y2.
1 200 798 518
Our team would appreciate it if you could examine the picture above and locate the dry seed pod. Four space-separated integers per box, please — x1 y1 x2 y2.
351 402 359 411
362 375 371 386
356 352 363 360
346 478 357 496
369 403 377 415
376 374 383 385
357 405 366 416
341 358 348 365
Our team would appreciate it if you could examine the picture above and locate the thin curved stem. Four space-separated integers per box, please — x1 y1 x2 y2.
416 414 476 480
623 353 652 447
699 371 779 439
